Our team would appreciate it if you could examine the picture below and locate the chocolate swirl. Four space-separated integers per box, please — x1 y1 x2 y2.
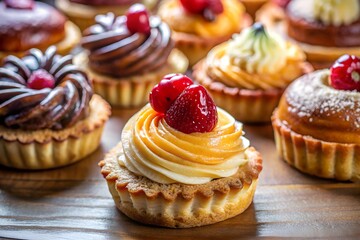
81 13 174 77
0 46 93 130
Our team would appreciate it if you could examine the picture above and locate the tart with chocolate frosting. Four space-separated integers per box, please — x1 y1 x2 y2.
0 0 80 62
0 47 110 170
75 6 188 107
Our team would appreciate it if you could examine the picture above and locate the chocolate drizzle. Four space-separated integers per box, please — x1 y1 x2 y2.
0 46 93 131
81 13 174 78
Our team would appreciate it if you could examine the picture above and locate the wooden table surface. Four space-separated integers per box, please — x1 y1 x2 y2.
0 108 359 240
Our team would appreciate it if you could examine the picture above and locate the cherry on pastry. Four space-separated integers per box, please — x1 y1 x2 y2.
180 0 208 14
180 0 224 16
165 84 218 134
4 0 34 9
149 74 193 114
330 54 360 91
272 0 291 8
126 4 151 35
27 69 56 90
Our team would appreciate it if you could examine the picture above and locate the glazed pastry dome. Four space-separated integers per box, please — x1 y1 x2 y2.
0 1 66 52
276 70 360 144
203 23 306 90
81 13 174 77
0 46 92 130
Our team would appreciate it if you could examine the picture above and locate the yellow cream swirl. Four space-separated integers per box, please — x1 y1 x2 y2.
119 104 250 184
158 0 245 37
204 24 306 90
314 0 359 26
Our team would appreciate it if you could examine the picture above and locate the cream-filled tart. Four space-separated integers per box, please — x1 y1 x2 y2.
100 74 262 228
0 47 110 169
193 23 311 123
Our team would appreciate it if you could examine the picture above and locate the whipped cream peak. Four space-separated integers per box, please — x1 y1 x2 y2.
314 0 360 26
289 0 360 26
225 23 287 74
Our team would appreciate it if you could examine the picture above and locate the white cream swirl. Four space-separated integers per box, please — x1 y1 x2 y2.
314 0 360 26
289 0 360 26
225 23 287 75
119 105 250 184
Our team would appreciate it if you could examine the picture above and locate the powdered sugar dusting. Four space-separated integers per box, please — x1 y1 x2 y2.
286 70 360 129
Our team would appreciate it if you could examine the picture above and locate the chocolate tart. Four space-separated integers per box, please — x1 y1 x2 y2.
77 13 188 108
100 143 262 228
0 47 110 169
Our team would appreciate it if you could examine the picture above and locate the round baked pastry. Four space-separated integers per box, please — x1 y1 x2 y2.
258 0 360 69
0 0 80 62
272 55 360 182
158 0 252 66
0 47 111 169
76 6 188 107
56 0 160 31
193 23 311 123
99 74 262 228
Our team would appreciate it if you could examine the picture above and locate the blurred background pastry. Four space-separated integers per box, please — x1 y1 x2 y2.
0 0 80 62
56 0 160 31
158 0 252 66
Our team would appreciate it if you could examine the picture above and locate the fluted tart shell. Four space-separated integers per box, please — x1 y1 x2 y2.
0 95 111 170
99 144 262 228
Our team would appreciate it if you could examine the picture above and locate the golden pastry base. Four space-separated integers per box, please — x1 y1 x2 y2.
99 143 262 228
0 95 111 170
272 110 360 182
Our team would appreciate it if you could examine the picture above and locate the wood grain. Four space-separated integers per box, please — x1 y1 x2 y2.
0 108 359 239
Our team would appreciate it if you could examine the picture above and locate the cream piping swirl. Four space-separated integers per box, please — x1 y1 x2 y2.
119 105 250 184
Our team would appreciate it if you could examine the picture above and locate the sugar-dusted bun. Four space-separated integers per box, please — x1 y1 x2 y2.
272 70 360 182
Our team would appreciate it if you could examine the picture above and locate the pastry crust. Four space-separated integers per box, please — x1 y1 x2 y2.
99 144 262 228
193 59 312 123
0 95 111 169
75 49 188 108
56 0 158 31
272 110 360 182
0 21 80 63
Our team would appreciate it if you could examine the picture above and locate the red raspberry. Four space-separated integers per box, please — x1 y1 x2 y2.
4 0 34 9
165 85 218 133
207 0 224 14
180 0 208 14
330 55 360 91
126 4 151 35
149 74 193 114
272 0 291 8
27 69 55 90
